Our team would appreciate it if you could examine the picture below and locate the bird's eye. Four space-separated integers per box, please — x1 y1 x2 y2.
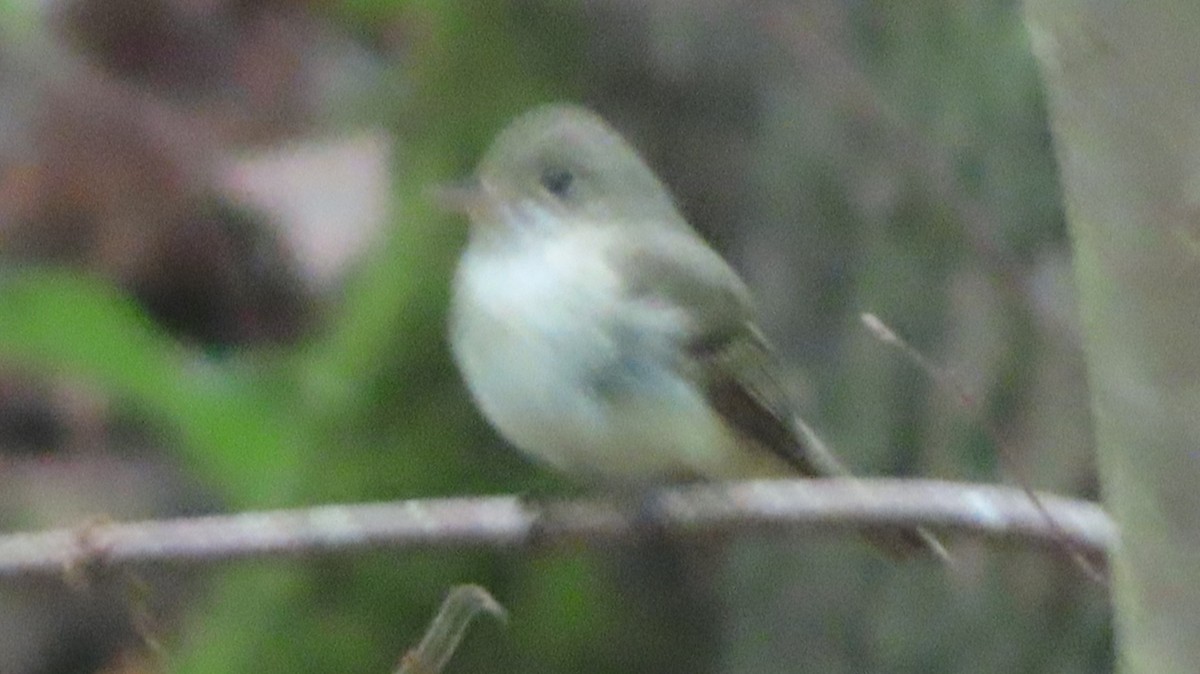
539 166 575 198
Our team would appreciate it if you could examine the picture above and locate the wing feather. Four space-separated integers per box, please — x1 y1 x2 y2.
615 232 839 477
614 234 935 558
689 325 844 477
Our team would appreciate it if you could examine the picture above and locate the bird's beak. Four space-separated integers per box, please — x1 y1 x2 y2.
429 176 488 217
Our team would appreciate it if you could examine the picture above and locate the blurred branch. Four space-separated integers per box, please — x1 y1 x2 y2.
0 479 1114 579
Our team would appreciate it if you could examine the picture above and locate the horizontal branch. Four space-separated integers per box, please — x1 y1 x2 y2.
0 479 1115 579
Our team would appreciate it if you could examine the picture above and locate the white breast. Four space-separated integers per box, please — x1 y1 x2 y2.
449 225 735 482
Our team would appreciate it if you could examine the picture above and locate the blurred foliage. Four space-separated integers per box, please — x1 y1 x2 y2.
0 1 1109 673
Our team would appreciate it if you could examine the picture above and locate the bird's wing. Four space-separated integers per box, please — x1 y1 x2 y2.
689 323 849 478
614 232 936 558
614 232 845 478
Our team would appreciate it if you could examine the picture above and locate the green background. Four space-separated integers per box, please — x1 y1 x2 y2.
0 1 1108 672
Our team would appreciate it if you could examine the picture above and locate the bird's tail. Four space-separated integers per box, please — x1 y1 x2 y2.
862 525 950 561
794 417 952 562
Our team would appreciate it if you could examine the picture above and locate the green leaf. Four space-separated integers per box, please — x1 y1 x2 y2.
0 269 300 506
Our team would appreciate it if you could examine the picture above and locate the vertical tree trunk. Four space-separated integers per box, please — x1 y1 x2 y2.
1024 3 1200 672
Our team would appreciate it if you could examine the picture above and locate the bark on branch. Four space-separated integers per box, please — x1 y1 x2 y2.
0 478 1115 579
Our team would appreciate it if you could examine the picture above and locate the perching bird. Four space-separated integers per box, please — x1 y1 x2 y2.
443 104 932 557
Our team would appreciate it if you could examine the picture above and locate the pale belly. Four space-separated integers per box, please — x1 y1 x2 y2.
449 236 772 483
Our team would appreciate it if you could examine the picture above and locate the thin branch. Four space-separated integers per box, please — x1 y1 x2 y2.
863 313 1107 583
0 479 1115 580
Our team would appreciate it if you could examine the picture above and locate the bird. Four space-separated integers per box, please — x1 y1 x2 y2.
441 103 932 557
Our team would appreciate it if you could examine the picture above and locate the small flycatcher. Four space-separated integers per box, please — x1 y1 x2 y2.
443 104 928 556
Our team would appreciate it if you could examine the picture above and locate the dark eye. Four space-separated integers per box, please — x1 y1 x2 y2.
539 166 575 198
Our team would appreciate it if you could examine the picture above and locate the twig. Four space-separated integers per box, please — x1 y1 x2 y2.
396 584 506 674
863 313 1108 583
0 479 1114 580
